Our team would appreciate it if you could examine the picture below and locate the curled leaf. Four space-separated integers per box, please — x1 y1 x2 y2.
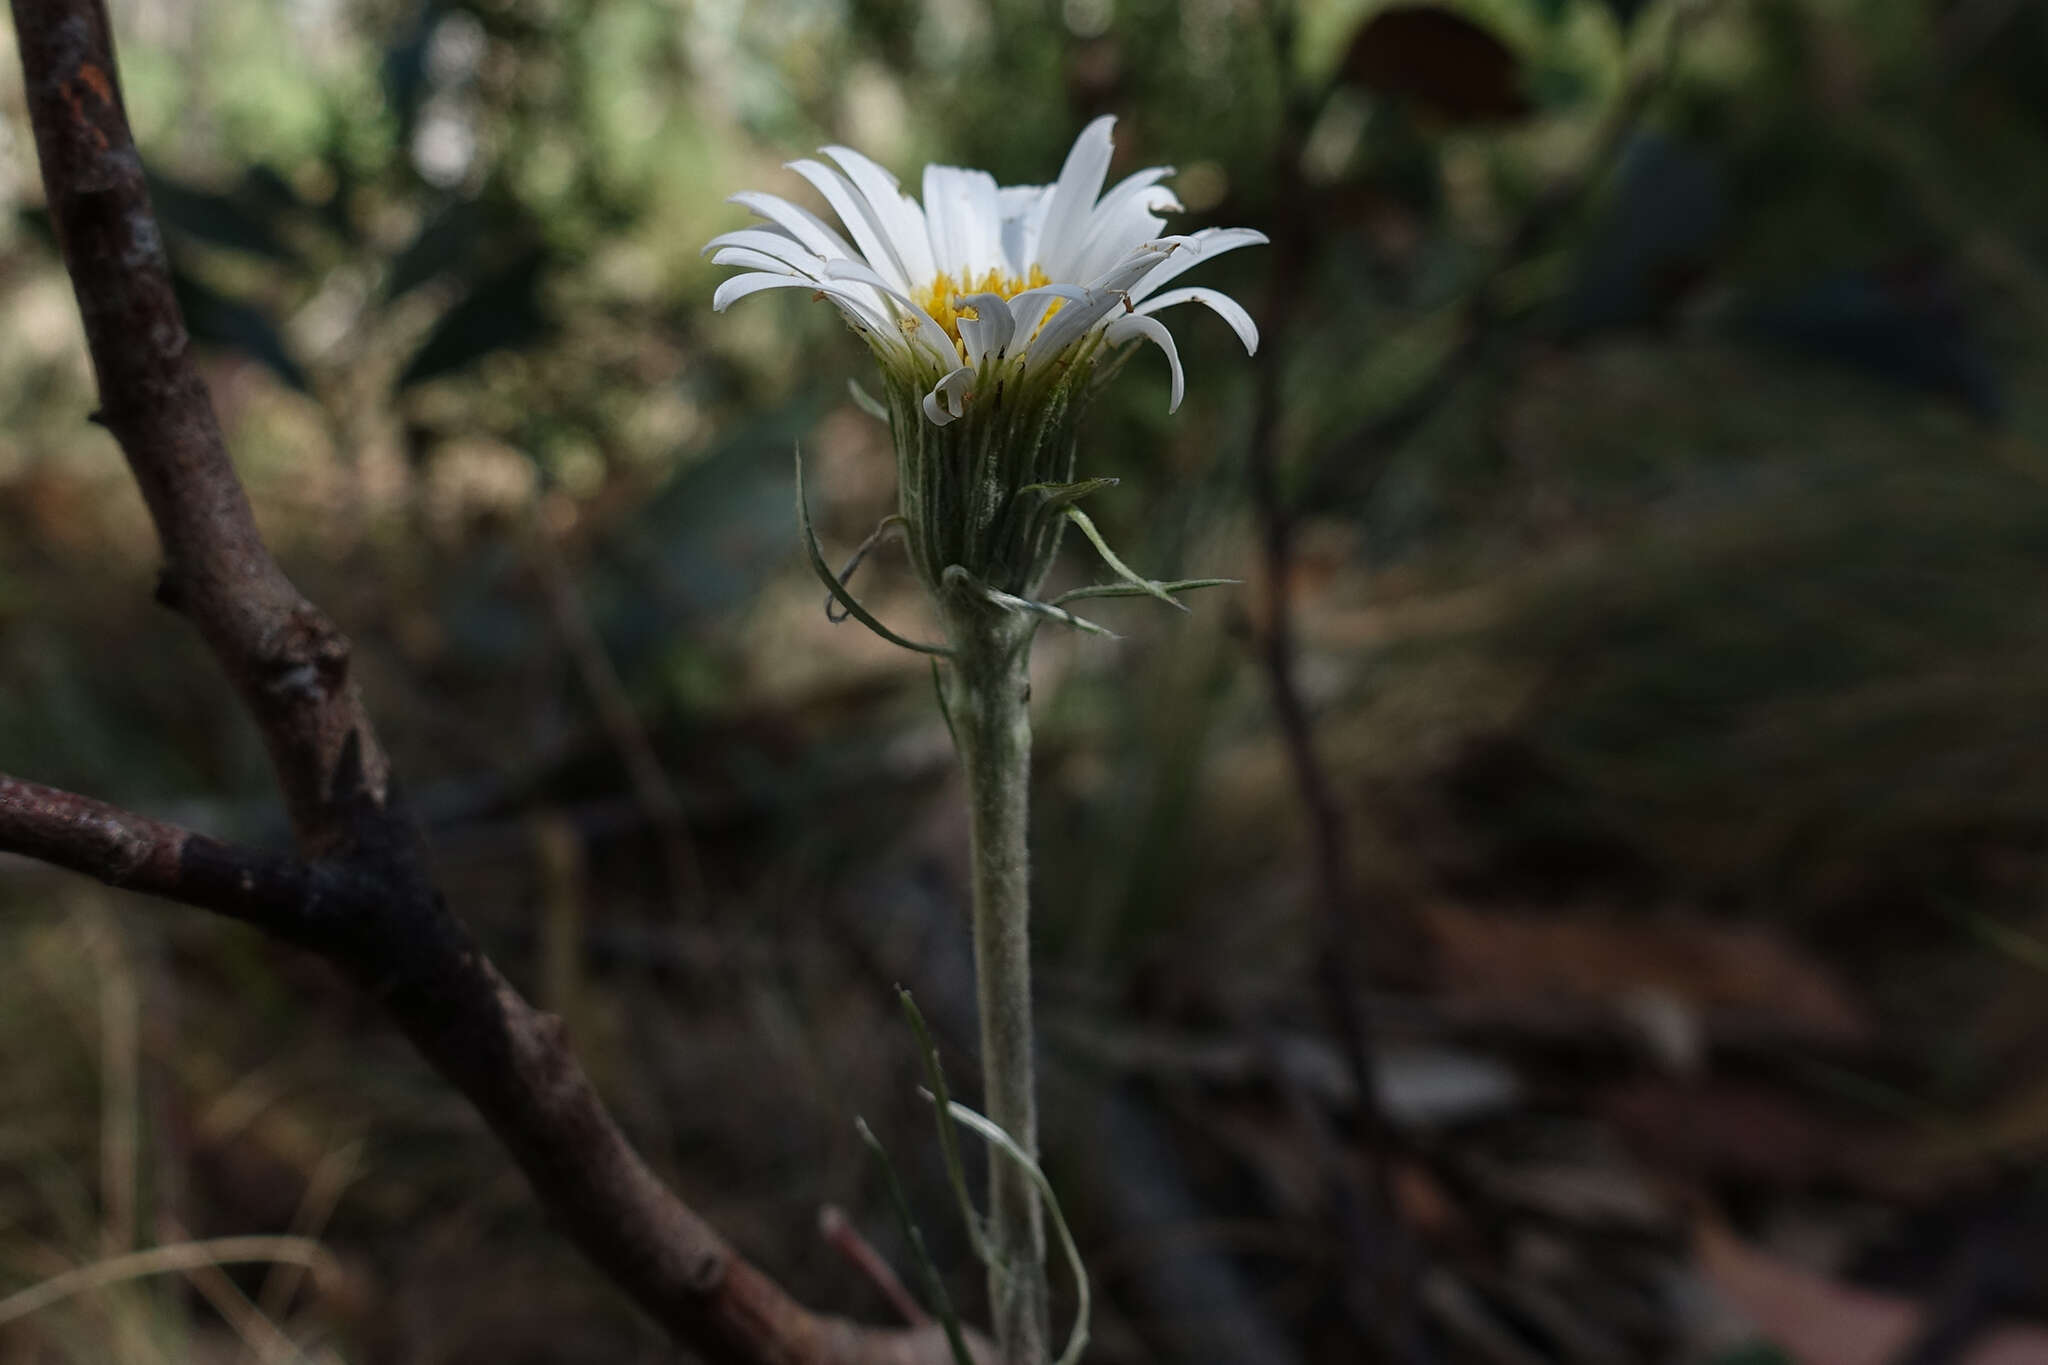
797 446 952 657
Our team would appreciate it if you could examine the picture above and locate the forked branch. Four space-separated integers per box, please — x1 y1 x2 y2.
2 2 976 1361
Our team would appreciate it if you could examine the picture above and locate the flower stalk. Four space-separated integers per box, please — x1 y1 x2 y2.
713 114 1266 1365
939 602 1047 1364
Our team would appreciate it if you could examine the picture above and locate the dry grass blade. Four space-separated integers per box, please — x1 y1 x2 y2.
0 1236 338 1330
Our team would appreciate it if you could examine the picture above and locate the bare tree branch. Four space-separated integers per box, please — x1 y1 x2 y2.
2 4 982 1362
14 0 388 860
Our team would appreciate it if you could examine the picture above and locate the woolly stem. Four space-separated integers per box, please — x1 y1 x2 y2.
941 603 1047 1365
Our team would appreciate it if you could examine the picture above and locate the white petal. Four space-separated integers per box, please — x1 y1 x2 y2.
711 245 816 278
788 158 913 293
954 290 1016 364
922 364 976 426
1097 165 1178 211
922 165 1003 280
729 190 856 262
1033 114 1117 278
823 145 936 287
997 184 1052 277
710 272 897 340
703 228 824 274
822 258 959 363
1105 313 1185 412
1071 181 1182 284
1022 244 1178 365
1127 226 1270 303
1135 286 1259 354
1004 282 1090 347
1067 166 1177 278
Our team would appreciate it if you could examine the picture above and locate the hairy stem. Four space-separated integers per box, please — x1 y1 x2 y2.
942 608 1047 1365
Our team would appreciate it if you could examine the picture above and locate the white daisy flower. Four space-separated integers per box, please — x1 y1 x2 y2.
706 115 1266 429
710 117 1262 628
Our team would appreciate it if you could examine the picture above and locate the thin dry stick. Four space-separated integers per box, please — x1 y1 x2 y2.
819 1205 930 1328
0 1236 336 1329
157 1220 306 1365
86 903 140 1258
1 4 977 1361
255 1139 363 1329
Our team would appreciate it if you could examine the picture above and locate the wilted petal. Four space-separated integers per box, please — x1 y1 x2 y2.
922 364 977 426
954 291 1017 364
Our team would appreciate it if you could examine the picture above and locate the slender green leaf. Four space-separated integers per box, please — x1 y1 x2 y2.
853 1118 978 1365
944 1101 1092 1365
798 448 953 657
1066 506 1185 611
898 989 988 1262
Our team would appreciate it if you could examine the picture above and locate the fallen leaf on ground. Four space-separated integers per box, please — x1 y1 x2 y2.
1426 905 1870 1046
1696 1219 2048 1365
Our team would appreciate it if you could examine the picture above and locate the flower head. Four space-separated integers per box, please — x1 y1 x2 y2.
706 116 1265 428
710 118 1262 629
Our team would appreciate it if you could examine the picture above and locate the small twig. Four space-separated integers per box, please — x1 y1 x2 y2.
819 1205 931 1328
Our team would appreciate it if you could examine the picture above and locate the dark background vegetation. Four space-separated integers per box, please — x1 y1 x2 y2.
5 0 2048 1360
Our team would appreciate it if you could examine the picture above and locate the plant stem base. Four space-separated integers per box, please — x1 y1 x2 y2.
944 606 1049 1365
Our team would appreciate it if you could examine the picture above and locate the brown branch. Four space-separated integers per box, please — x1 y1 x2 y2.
15 0 386 861
819 1205 930 1329
3 4 981 1362
0 773 976 1364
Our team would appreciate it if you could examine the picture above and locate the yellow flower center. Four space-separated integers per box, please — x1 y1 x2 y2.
911 265 1055 357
